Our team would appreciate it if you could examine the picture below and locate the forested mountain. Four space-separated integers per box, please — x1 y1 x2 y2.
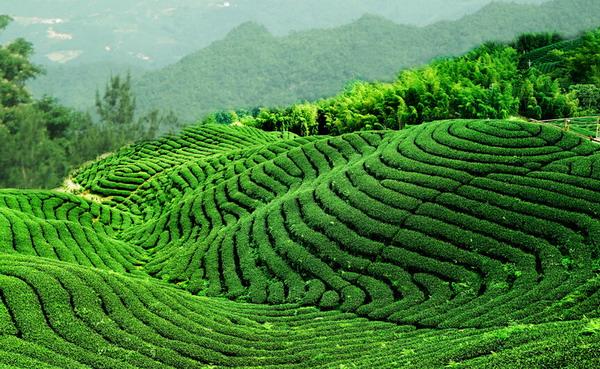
20 1 560 114
226 28 600 136
130 0 599 121
2 0 547 67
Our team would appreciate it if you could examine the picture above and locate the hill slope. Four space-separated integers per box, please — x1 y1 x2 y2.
131 0 600 121
0 119 599 367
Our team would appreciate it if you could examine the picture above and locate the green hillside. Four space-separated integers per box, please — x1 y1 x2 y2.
1 119 599 367
7 18 599 191
130 0 600 121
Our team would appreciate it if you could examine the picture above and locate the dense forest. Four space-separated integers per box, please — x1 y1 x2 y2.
205 29 599 136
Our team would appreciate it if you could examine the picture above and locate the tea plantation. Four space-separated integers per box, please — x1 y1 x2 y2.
0 120 598 368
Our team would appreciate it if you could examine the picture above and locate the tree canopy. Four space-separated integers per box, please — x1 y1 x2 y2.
215 28 598 136
96 73 136 126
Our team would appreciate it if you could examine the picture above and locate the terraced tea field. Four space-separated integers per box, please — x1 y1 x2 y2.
0 120 599 368
537 116 600 139
520 38 582 74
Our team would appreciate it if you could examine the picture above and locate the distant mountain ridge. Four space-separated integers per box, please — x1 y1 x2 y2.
130 0 599 121
25 0 597 120
2 0 548 67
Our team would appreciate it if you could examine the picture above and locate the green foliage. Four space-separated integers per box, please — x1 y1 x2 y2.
0 15 178 189
397 44 519 123
0 16 40 109
129 0 600 122
235 28 600 136
242 41 581 135
512 32 564 54
522 27 600 88
1 119 600 367
253 103 319 136
570 84 600 113
320 81 404 133
71 120 600 324
0 105 68 188
2 119 600 367
564 28 600 85
517 69 577 119
2 11 600 367
95 73 136 126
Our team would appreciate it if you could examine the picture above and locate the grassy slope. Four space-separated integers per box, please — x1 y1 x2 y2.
0 120 599 368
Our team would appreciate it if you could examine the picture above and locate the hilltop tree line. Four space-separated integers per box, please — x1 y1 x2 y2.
1 11 599 188
121 0 600 122
0 16 178 189
206 29 600 136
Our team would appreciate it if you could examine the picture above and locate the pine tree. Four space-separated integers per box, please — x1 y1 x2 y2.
95 72 136 125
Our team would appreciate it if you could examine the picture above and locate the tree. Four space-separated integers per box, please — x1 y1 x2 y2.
518 69 576 119
0 15 41 112
287 104 318 136
513 32 564 54
0 105 67 187
95 72 136 125
570 84 600 113
138 109 180 138
0 16 173 189
34 96 76 139
565 28 600 85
